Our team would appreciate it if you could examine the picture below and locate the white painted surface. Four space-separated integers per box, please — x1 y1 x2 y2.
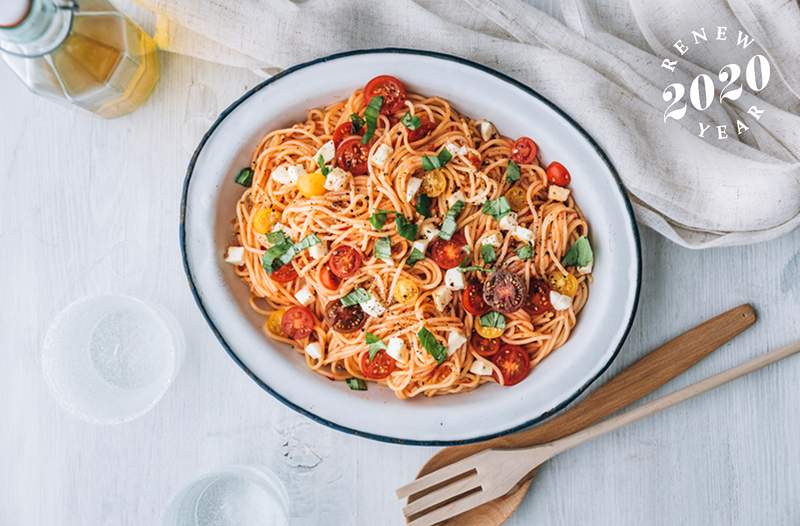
2 6 800 526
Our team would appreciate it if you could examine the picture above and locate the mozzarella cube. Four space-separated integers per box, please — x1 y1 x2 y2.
224 246 245 265
432 286 452 311
446 190 465 208
577 261 593 275
304 342 322 360
371 143 393 168
323 167 349 192
412 238 430 255
284 164 305 184
447 330 467 355
360 295 386 318
315 140 335 163
294 286 315 306
513 226 535 244
445 142 468 157
444 268 465 290
469 358 494 376
386 337 405 363
405 177 422 202
308 240 327 260
478 120 495 141
270 165 292 184
548 185 571 202
481 233 502 248
549 290 573 311
499 212 518 231
421 224 440 241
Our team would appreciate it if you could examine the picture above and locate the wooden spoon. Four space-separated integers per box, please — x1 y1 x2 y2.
410 304 756 525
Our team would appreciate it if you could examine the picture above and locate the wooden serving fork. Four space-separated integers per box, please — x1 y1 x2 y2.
397 339 800 526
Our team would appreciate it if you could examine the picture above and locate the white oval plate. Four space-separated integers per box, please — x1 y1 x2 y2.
181 49 641 445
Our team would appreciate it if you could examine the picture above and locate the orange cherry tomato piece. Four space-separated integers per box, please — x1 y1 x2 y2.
269 263 298 283
336 136 370 175
361 350 396 380
280 306 315 340
328 245 363 278
470 333 500 357
364 75 407 114
319 264 341 290
546 161 571 186
492 344 530 386
511 136 538 164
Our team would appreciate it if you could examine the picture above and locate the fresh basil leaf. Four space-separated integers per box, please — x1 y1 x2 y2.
374 236 392 260
406 247 425 265
350 113 364 134
416 327 447 365
341 287 370 307
395 215 418 241
458 265 491 273
480 244 497 264
480 311 506 329
481 197 512 221
401 112 421 130
415 194 432 218
562 236 594 268
235 167 253 187
266 230 289 246
438 148 453 165
275 233 321 266
516 243 533 260
421 147 453 172
365 332 387 360
261 241 293 273
362 96 383 145
505 160 520 183
369 210 388 230
317 154 330 176
345 378 368 391
439 200 465 241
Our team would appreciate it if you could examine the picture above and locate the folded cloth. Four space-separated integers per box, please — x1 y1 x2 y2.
123 0 800 248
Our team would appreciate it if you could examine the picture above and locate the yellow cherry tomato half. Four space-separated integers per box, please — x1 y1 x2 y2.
549 271 579 297
475 318 504 339
298 170 327 197
393 278 420 304
253 207 279 234
504 186 527 212
265 308 286 336
420 170 447 197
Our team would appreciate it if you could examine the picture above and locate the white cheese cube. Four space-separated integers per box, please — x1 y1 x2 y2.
371 143 393 168
548 185 571 202
323 167 349 192
224 246 245 265
304 342 322 359
446 190 465 208
405 177 422 202
481 233 502 248
308 240 327 260
445 142 468 157
421 224 440 241
360 296 386 318
444 268 465 290
286 164 306 184
513 226 535 244
469 358 494 376
386 337 405 363
478 120 495 141
447 330 467 355
577 262 593 275
412 238 430 255
315 140 335 163
432 286 452 311
499 212 518 231
270 165 292 185
549 290 573 311
294 286 315 306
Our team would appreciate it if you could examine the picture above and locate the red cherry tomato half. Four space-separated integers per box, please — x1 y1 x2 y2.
470 333 500 357
524 278 554 316
332 122 359 147
336 137 370 175
428 235 467 270
492 344 531 386
269 263 298 283
462 279 490 317
280 306 315 340
511 136 539 164
407 114 435 142
361 350 396 380
328 245 363 278
546 161 571 186
364 75 407 114
319 264 341 290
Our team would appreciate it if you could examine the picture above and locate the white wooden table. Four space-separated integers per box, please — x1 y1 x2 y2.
2 19 800 526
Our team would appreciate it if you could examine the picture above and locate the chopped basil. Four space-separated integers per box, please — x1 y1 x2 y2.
480 311 506 329
316 154 330 176
415 194 432 218
421 148 453 172
261 240 293 273
480 244 497 264
362 96 383 145
365 332 387 360
345 378 368 391
481 196 512 221
406 248 425 265
369 210 389 230
416 327 447 365
340 287 370 307
266 230 289 245
458 265 491 273
516 243 533 260
401 112 421 130
395 215 418 241
350 113 364 134
505 160 520 183
374 236 392 260
439 200 464 241
562 236 594 268
235 167 253 187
